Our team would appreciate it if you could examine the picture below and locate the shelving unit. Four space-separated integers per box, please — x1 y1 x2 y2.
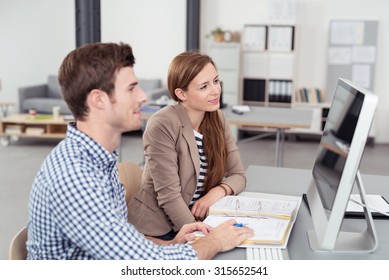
240 24 295 108
205 24 337 139
207 42 241 106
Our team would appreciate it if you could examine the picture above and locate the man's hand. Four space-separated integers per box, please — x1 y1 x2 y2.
146 222 212 245
191 219 254 260
171 222 213 244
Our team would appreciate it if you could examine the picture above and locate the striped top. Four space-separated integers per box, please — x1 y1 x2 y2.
189 130 208 208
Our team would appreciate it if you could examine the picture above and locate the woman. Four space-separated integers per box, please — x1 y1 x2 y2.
128 51 246 240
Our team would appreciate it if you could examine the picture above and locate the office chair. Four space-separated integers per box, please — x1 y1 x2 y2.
9 226 28 260
117 161 143 206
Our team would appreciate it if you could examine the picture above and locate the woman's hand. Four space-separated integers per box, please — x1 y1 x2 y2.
191 185 230 220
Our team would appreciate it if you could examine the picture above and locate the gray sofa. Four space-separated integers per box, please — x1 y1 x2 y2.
18 75 70 115
18 75 169 115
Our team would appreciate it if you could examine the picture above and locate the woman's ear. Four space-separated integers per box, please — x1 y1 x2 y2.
174 88 186 101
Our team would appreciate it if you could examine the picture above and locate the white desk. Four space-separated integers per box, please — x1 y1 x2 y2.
223 106 313 167
215 165 389 260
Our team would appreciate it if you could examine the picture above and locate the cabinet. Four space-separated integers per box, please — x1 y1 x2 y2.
240 25 295 108
207 42 241 106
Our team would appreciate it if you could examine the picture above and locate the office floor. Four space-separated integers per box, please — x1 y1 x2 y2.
1 132 388 259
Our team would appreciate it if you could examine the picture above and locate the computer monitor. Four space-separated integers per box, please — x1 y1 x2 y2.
306 78 379 253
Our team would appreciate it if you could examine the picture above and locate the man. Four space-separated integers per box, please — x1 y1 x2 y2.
27 42 253 260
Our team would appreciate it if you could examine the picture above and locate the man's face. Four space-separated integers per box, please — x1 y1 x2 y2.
106 67 147 133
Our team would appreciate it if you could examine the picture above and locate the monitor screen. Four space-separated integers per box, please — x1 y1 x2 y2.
306 78 378 253
312 80 364 211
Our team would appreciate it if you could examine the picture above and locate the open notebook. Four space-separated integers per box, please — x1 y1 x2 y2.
196 191 302 248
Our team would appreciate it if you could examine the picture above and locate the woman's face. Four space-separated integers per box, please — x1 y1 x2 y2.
182 62 221 113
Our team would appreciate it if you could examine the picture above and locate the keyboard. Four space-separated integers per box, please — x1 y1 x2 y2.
246 247 288 260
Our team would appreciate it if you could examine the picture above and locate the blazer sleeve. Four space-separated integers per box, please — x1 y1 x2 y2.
143 112 196 231
219 110 247 194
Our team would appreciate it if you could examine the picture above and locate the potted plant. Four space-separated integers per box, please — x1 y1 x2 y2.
208 27 224 42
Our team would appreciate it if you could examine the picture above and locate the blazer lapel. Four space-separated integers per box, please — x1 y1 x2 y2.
174 103 200 179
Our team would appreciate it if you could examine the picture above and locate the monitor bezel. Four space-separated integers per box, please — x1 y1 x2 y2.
306 78 378 253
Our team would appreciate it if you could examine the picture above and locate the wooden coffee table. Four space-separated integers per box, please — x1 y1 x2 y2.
0 114 71 146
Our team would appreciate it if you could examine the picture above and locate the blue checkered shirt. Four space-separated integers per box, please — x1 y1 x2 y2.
27 123 197 260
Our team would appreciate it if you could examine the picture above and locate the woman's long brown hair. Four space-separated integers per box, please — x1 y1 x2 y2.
167 51 227 192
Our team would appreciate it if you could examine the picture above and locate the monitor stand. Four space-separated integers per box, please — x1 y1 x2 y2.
307 170 379 253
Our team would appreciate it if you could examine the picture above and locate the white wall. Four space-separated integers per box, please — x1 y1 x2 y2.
1 0 388 143
0 0 186 109
0 0 75 105
101 0 186 80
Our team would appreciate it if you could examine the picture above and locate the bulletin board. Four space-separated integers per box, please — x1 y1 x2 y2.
325 20 378 102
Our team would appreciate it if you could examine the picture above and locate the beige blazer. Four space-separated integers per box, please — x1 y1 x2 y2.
128 102 246 236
